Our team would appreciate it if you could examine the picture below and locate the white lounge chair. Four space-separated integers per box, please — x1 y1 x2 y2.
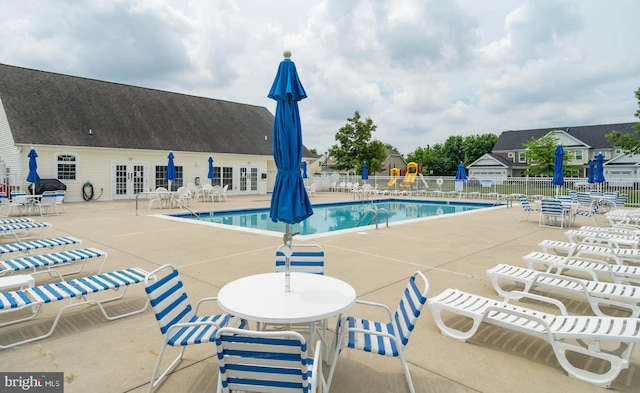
215 327 325 393
486 263 640 317
429 288 640 388
522 251 640 285
538 240 640 265
0 267 149 349
605 209 640 226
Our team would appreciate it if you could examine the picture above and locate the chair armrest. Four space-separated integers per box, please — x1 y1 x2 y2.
194 296 218 314
341 325 403 345
353 299 394 322
165 319 224 336
311 340 324 391
503 290 568 315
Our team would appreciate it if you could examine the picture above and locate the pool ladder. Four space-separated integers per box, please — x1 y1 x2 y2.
357 207 389 229
168 194 200 218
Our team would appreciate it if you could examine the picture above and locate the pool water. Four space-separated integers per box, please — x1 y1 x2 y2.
171 199 496 237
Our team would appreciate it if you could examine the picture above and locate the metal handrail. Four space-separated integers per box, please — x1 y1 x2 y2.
357 207 389 229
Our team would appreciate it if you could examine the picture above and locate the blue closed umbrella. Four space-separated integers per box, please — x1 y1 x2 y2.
595 153 605 183
166 151 177 191
208 156 215 185
302 161 308 179
26 147 40 189
268 51 313 292
552 145 564 188
455 162 467 181
361 162 369 181
587 160 595 184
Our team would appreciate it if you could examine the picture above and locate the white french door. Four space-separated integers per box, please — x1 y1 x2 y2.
112 162 146 199
238 166 259 194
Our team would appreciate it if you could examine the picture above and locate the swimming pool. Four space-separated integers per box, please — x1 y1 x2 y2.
167 199 499 239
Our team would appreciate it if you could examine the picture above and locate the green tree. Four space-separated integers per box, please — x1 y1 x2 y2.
462 133 499 165
407 144 448 175
328 111 386 174
407 133 499 176
442 135 465 174
523 134 579 176
606 87 640 154
384 143 401 154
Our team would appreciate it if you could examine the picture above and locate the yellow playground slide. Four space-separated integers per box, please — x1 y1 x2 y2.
388 168 400 187
400 163 418 188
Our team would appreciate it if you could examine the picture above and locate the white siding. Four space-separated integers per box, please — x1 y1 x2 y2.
13 145 272 202
0 97 22 187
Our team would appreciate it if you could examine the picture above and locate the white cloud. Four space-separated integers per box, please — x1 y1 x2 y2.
0 0 638 155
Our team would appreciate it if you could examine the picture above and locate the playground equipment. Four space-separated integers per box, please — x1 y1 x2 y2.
400 162 418 189
388 168 401 187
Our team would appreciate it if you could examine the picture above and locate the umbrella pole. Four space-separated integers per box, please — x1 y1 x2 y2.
283 224 292 293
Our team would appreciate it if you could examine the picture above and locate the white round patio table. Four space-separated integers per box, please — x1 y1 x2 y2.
217 272 356 324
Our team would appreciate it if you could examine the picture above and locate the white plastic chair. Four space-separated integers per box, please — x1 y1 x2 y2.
221 184 228 201
143 264 246 392
175 186 192 207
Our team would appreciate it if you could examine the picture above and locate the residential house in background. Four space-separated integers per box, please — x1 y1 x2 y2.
468 123 638 181
0 64 314 201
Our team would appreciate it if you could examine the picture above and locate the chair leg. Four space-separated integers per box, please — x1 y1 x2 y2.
147 343 187 393
398 350 416 393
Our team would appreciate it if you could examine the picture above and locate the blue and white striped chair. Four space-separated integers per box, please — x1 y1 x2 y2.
616 194 628 207
270 244 327 350
539 199 569 229
574 199 602 226
0 192 11 217
326 271 429 393
275 244 324 275
144 264 246 393
518 194 539 222
215 327 325 393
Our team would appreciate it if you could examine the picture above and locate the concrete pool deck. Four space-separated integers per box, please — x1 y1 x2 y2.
0 192 638 393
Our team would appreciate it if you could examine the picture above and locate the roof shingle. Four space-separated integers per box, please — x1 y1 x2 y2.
0 63 312 156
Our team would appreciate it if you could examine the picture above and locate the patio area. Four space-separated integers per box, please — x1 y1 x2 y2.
0 192 638 393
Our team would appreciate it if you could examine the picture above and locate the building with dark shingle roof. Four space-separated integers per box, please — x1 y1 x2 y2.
468 123 639 180
0 63 313 201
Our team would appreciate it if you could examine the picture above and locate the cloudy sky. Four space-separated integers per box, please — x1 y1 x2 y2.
1 0 639 155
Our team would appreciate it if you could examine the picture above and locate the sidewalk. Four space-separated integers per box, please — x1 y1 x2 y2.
0 193 638 393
